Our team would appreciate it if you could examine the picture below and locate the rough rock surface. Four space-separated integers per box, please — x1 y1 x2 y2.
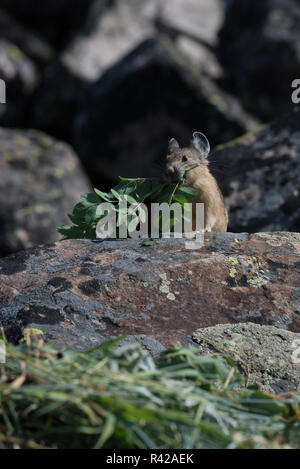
192 323 300 394
211 110 300 233
73 38 258 183
218 0 299 120
1 233 299 353
0 127 91 257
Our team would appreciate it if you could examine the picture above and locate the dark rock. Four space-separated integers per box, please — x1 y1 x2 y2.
62 0 224 81
1 234 300 353
0 127 91 257
31 0 257 180
73 38 258 184
0 9 54 67
0 0 97 49
210 110 300 232
30 0 158 142
31 62 87 142
113 335 166 357
0 9 55 128
0 39 39 127
62 0 158 82
218 0 300 120
192 322 300 393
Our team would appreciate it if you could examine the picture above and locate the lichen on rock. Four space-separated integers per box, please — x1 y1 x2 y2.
193 322 300 394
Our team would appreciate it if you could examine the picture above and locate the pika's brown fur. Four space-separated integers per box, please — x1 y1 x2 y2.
164 132 228 232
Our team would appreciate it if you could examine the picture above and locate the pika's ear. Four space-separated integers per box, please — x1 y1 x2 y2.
168 138 180 154
191 132 210 158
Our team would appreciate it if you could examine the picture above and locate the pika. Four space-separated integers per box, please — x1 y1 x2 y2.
164 131 228 232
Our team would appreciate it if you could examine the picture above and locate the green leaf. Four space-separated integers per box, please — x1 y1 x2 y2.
172 193 189 205
140 238 159 246
94 188 115 202
175 186 198 200
138 206 147 223
84 205 100 224
113 178 154 202
154 184 177 204
73 202 88 216
118 176 137 182
185 163 200 173
125 194 139 205
68 213 83 226
81 193 102 206
94 414 116 449
57 225 86 240
110 188 122 201
127 214 140 233
151 178 165 193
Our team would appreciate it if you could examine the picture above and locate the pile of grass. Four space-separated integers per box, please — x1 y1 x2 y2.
0 335 299 449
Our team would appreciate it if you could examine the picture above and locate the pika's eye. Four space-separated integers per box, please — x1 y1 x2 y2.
182 155 188 162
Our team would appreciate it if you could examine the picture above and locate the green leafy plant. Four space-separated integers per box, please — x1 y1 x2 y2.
57 169 199 241
0 336 299 449
140 238 160 247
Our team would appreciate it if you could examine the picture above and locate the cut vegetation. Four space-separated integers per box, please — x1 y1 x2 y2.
0 335 299 449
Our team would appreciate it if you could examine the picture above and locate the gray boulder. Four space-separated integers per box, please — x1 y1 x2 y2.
0 39 39 127
31 0 257 174
73 38 258 183
0 0 96 49
193 323 300 394
158 0 224 47
0 127 91 257
0 9 54 67
210 109 300 232
218 0 300 120
30 0 159 137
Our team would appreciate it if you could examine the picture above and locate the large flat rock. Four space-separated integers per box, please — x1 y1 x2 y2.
1 233 300 351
